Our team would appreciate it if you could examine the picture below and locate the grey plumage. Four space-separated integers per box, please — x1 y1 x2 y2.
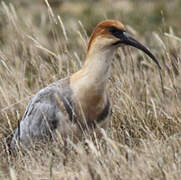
11 77 73 149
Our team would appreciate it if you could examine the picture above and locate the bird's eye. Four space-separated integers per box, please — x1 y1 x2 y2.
109 27 124 39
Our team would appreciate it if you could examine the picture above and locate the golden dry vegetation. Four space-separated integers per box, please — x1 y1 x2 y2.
0 0 181 179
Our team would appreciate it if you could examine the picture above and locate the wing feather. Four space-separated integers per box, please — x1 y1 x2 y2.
11 78 72 149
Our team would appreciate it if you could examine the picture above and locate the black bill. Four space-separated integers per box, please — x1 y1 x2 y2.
122 32 161 69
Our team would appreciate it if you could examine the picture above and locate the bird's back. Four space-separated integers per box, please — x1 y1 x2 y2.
11 77 74 149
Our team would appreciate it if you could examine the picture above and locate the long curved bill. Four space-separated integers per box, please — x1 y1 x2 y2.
122 32 161 69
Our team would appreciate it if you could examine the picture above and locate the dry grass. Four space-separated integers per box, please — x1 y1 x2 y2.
1 0 181 179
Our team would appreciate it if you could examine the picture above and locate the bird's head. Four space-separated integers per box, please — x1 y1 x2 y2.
87 20 160 69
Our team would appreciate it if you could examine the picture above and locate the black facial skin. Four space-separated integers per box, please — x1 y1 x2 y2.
109 26 125 39
109 26 161 69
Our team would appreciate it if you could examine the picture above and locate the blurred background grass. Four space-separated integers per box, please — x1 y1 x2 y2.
2 0 181 31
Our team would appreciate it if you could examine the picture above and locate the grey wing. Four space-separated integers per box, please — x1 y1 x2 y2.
11 81 69 149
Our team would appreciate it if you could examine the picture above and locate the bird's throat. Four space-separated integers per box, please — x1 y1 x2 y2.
71 47 115 98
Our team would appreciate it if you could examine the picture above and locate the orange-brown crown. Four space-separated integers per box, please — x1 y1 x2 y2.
87 20 125 52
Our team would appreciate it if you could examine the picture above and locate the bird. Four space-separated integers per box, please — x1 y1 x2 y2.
9 20 161 150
